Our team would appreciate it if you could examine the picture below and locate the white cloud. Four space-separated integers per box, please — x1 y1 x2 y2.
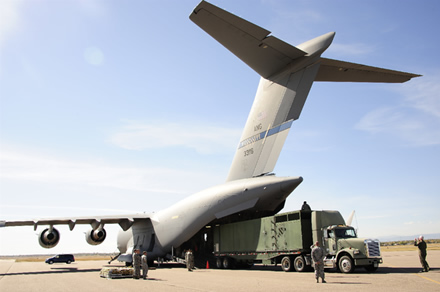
0 149 209 195
355 74 440 146
402 74 440 118
0 0 22 48
328 43 376 56
110 120 242 154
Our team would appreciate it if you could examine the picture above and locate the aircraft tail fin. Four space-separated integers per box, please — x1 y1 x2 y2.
190 1 420 182
191 2 330 181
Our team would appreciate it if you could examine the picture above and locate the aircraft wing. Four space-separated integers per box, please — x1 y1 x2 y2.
190 1 307 79
0 213 151 231
316 58 422 83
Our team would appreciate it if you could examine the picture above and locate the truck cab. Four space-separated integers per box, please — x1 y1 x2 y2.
323 225 382 273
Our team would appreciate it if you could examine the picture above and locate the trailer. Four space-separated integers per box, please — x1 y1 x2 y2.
212 210 382 273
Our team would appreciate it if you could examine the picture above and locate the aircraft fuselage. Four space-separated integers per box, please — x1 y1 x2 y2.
117 175 303 260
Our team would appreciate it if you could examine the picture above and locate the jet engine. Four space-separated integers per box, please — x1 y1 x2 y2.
85 228 107 245
38 227 60 248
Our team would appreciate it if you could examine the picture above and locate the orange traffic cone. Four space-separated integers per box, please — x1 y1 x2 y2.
206 261 210 269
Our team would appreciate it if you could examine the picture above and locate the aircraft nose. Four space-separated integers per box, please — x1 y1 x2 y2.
280 176 303 194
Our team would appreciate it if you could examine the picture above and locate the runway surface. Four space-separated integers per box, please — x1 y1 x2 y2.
1 250 439 291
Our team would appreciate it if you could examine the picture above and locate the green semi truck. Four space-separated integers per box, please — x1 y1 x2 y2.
212 210 382 273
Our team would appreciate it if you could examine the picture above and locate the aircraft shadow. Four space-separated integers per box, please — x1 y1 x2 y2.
0 267 101 277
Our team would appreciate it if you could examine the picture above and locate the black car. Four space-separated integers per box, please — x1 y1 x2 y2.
45 254 75 264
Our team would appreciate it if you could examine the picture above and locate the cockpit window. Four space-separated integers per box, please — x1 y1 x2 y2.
334 228 356 238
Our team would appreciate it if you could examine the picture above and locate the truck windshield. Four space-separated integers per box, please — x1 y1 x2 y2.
334 228 356 238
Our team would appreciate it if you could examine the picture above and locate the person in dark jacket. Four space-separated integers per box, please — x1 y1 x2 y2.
301 201 311 211
414 236 429 272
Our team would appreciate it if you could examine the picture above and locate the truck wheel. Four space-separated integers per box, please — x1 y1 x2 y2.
293 255 306 272
215 258 223 269
222 257 234 269
364 264 378 272
281 256 292 272
338 255 354 273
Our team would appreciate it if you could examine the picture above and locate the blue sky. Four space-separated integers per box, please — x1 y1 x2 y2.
0 0 439 255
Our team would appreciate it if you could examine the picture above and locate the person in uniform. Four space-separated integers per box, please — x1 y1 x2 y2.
132 249 141 279
301 201 311 211
185 249 195 271
141 251 149 279
414 236 429 272
311 241 326 283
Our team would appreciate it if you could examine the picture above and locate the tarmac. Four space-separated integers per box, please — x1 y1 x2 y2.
0 250 439 292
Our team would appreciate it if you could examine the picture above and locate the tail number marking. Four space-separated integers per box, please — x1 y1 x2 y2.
244 148 254 156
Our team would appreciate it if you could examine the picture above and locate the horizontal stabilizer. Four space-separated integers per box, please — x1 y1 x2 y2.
190 1 307 79
316 58 421 83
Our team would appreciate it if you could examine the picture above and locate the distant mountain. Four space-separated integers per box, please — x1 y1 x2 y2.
378 233 440 242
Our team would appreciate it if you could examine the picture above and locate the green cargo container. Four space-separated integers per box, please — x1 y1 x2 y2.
212 210 381 273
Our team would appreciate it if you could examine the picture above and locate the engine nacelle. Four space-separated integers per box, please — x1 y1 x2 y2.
85 228 107 245
38 227 60 248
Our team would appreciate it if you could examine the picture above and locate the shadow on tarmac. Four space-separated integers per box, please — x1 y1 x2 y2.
197 264 435 275
378 267 436 274
0 267 101 277
2 262 434 277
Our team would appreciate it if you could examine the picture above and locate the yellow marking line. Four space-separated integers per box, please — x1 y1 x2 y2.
389 264 440 285
415 273 440 285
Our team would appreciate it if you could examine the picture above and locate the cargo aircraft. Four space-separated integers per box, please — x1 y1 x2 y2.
0 1 420 264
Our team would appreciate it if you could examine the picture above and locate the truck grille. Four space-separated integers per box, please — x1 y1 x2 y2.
366 240 381 257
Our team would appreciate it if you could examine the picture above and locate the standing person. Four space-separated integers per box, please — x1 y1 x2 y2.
414 236 429 272
311 241 326 283
301 201 311 211
141 251 149 279
185 249 194 271
132 249 141 279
